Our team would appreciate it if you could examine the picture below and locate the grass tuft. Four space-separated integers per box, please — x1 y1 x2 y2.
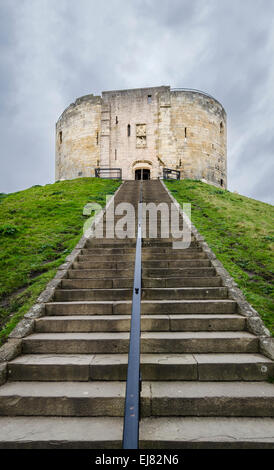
0 177 121 345
165 180 274 336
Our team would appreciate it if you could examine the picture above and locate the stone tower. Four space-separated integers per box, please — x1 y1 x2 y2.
55 86 227 187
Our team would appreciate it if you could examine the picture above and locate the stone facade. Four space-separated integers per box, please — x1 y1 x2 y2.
56 86 227 187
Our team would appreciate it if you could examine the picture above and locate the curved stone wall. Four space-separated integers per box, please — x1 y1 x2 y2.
55 94 102 181
55 87 227 187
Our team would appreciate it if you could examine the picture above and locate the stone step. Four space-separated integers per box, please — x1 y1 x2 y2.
61 277 223 289
67 269 133 279
72 260 211 269
8 353 274 382
85 240 137 248
35 314 246 333
0 416 123 449
148 381 274 417
86 241 200 249
68 267 217 279
142 268 217 277
139 417 274 448
62 279 134 289
53 287 228 302
22 331 258 354
144 277 223 288
0 381 144 417
81 247 203 255
0 381 272 418
85 238 197 248
46 300 237 316
77 252 207 262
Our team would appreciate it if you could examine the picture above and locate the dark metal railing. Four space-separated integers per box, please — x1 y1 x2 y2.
163 168 181 180
95 168 122 179
122 181 143 449
170 87 216 101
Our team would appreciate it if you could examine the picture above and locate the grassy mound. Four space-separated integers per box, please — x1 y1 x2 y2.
0 178 121 344
165 180 274 336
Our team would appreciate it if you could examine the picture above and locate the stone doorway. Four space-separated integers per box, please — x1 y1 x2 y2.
135 169 150 180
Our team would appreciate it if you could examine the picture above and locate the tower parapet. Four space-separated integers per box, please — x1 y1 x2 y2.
55 86 227 188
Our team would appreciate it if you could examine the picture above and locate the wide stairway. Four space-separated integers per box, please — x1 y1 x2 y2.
0 180 273 448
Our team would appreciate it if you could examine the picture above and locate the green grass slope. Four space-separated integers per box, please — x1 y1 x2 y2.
0 178 121 344
165 180 274 335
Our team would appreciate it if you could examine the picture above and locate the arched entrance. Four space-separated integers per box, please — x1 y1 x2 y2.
135 169 150 180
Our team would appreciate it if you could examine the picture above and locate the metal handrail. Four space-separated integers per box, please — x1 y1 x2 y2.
95 168 122 179
163 168 181 180
122 181 143 449
170 87 216 101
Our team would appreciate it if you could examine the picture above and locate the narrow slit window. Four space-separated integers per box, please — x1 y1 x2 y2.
116 116 118 124
59 131 62 144
220 122 224 133
96 132 99 145
147 95 152 104
115 149 117 161
127 124 131 137
220 178 224 187
185 128 187 139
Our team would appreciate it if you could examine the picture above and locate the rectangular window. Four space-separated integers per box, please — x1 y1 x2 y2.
136 124 147 148
147 95 152 104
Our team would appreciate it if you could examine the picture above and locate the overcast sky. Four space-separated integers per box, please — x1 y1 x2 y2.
0 0 273 204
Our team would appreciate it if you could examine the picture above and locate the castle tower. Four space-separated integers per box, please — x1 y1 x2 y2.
55 86 227 188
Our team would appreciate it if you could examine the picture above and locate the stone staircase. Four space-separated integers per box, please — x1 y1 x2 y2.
0 180 273 448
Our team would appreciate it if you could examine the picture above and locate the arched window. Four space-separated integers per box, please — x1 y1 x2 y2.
127 124 131 137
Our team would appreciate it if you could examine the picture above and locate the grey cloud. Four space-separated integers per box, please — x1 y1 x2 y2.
0 0 273 204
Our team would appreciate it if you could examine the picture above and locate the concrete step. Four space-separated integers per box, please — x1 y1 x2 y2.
53 287 228 302
62 279 134 289
143 277 223 288
142 267 217 277
86 240 136 248
67 269 133 279
77 252 207 262
148 381 274 417
81 247 203 255
54 288 132 301
61 277 223 289
0 416 123 449
22 331 258 354
45 300 237 316
72 260 211 269
85 238 197 248
35 314 246 333
8 353 274 382
0 381 272 418
142 287 228 300
0 381 149 417
86 241 200 250
68 267 217 279
139 417 274 448
0 381 126 417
